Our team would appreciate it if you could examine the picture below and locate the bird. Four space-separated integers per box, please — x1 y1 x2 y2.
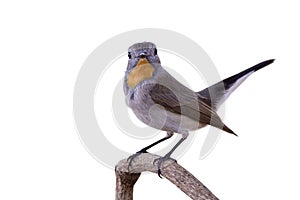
123 41 274 177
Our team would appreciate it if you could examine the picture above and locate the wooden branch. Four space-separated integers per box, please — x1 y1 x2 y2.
115 153 219 200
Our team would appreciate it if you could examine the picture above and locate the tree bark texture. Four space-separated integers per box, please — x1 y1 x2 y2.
115 153 219 200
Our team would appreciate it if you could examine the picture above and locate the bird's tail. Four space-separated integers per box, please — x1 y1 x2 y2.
198 59 275 109
222 124 238 136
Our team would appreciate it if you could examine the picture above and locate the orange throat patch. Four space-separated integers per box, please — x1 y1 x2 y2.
127 58 155 88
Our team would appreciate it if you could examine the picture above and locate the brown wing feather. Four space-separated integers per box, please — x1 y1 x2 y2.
149 83 236 135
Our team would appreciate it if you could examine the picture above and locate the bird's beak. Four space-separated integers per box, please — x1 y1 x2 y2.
136 57 150 67
139 52 147 58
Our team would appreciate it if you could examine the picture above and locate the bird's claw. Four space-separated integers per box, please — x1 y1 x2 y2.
127 149 148 171
153 155 176 178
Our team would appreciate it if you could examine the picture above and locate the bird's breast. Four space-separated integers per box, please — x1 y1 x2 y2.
127 58 155 88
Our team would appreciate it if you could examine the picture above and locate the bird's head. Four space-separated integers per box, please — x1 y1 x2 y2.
125 42 161 88
127 42 160 71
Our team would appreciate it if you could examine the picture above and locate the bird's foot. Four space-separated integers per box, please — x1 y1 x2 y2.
153 155 176 178
127 149 148 171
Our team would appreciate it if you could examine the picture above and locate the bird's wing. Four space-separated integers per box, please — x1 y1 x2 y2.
149 83 236 135
198 59 274 109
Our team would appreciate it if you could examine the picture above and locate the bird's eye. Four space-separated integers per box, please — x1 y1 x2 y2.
154 48 157 55
128 52 132 59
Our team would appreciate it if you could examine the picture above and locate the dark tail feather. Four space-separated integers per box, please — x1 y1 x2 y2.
198 59 275 109
223 124 238 137
223 59 275 87
220 59 275 137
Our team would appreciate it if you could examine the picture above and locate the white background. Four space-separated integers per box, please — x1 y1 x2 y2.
1 1 299 199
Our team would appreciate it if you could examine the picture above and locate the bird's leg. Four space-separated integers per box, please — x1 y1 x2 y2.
154 132 188 178
127 131 174 171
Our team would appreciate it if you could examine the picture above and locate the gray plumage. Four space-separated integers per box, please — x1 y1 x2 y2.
124 42 274 177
